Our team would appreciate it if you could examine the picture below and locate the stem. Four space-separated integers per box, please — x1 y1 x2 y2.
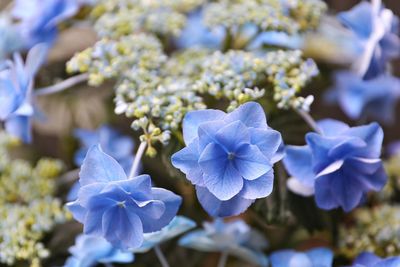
35 73 89 96
128 141 147 179
295 109 322 134
217 251 229 267
154 245 170 267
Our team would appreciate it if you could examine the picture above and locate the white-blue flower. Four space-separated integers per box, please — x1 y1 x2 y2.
179 218 269 267
64 234 134 267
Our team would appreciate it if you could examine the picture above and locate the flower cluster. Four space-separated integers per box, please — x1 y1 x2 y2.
172 102 283 217
340 205 400 258
179 218 269 267
0 132 68 267
67 145 182 249
284 119 387 212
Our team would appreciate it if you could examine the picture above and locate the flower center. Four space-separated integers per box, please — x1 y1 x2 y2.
228 152 235 160
117 201 126 208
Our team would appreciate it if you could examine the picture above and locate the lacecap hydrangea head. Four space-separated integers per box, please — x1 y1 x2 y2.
284 119 387 212
67 145 182 249
351 252 400 267
0 44 47 142
64 234 134 267
171 102 283 217
270 247 333 267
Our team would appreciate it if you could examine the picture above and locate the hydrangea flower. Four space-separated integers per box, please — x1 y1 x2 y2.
171 102 283 217
0 44 47 142
283 119 387 212
270 247 333 267
74 125 135 173
351 252 400 267
12 0 85 48
179 219 269 267
64 234 134 267
337 0 400 79
133 216 196 253
327 71 400 123
67 145 182 249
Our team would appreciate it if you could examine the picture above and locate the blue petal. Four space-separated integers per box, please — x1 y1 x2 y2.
215 121 250 152
5 115 31 143
375 258 400 267
354 252 381 265
283 145 315 187
79 145 127 186
182 109 225 145
288 253 313 267
171 139 204 186
317 119 349 136
66 200 86 223
102 205 144 249
250 128 282 161
196 186 254 217
142 188 182 233
344 122 383 158
337 2 373 39
239 170 274 199
306 247 333 267
0 79 20 120
198 120 226 151
25 43 48 76
225 102 267 129
110 175 153 201
234 144 271 180
270 250 296 267
314 175 339 210
347 158 387 191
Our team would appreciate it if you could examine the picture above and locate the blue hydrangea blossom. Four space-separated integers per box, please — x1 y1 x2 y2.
64 234 134 267
12 0 87 48
0 44 47 142
133 216 196 253
179 219 269 267
171 102 283 217
337 0 400 79
351 252 400 267
327 71 400 123
67 145 182 249
270 247 333 267
284 119 387 212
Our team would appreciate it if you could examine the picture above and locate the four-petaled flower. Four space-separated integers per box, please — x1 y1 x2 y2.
284 119 387 212
0 44 47 142
351 252 400 267
270 247 333 267
172 102 283 217
179 218 269 267
67 145 182 249
337 0 400 79
64 234 134 267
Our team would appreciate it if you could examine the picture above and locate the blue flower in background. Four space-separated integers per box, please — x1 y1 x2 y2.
0 16 24 60
12 0 85 48
327 71 400 123
171 102 283 217
74 125 135 173
133 216 196 253
0 44 48 142
270 247 333 267
351 252 400 267
64 234 134 267
284 119 387 212
179 219 269 267
67 145 182 249
175 9 224 49
337 0 400 79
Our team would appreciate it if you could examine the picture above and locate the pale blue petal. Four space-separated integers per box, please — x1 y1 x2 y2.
283 145 315 187
196 186 254 217
183 109 225 145
250 128 282 160
344 122 383 158
314 175 339 210
375 258 400 267
338 2 373 39
306 247 333 267
5 115 31 143
215 121 250 152
239 170 274 199
198 120 226 151
317 119 349 136
270 250 296 267
79 145 127 186
66 200 86 223
354 252 381 265
234 144 271 180
224 102 267 129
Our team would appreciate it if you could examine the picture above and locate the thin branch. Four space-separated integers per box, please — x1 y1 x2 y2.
217 251 229 267
128 141 147 179
295 109 322 134
35 73 89 96
154 245 170 267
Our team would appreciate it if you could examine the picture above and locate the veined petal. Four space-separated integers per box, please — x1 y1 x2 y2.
239 170 274 199
250 128 282 160
317 119 349 136
215 121 250 152
234 144 271 180
198 121 225 151
183 109 225 145
199 143 228 176
224 102 267 129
